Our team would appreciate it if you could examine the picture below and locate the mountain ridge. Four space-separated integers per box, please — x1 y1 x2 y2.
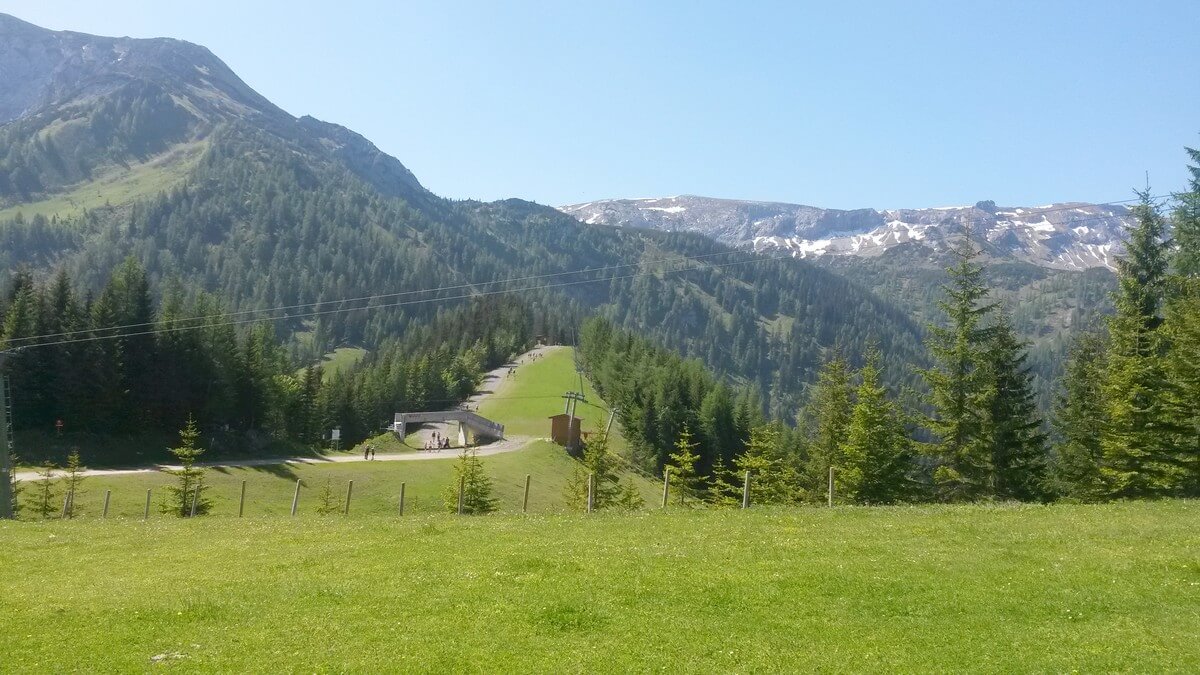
559 194 1134 270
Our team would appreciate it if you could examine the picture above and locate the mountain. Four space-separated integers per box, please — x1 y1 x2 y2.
559 195 1134 271
0 13 424 206
0 14 929 420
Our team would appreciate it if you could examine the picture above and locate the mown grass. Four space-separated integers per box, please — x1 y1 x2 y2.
1 501 1196 671
478 346 622 447
15 441 627 519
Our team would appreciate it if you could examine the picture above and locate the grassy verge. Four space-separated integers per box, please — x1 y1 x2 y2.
14 441 627 519
1 501 1196 671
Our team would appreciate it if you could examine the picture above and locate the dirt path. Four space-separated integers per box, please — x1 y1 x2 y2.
13 346 557 482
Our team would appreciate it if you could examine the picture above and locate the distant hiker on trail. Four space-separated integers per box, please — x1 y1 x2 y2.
368 445 376 460
364 446 370 460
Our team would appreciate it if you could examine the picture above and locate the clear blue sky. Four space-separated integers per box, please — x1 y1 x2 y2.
8 0 1199 208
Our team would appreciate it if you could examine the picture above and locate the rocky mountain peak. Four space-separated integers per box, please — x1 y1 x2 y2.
560 195 1133 270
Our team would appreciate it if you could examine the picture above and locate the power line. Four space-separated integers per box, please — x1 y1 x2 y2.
11 249 800 350
2 193 1170 350
2 248 751 345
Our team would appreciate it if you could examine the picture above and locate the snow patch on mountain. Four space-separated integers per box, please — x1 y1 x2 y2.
558 195 1134 270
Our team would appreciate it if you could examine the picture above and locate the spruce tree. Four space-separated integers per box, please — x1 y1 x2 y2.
841 349 916 504
665 426 703 506
922 237 996 501
162 416 211 516
1163 281 1200 495
983 311 1048 502
1100 192 1177 498
804 351 853 501
1170 145 1200 277
34 461 57 519
564 429 621 511
443 448 497 514
735 424 801 506
1051 333 1108 501
61 448 87 518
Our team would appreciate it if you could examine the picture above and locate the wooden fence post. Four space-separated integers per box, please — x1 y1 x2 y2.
143 489 151 521
61 491 71 519
661 468 670 508
291 479 301 516
238 480 246 518
457 476 465 515
522 474 531 513
102 490 111 518
742 471 751 509
828 466 834 507
344 480 354 515
586 472 595 513
398 482 406 516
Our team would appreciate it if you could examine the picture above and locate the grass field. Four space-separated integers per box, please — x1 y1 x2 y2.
478 346 622 447
17 441 630 519
1 501 1196 671
296 346 368 382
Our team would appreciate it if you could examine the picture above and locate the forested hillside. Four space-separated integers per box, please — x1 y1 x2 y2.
0 15 931 454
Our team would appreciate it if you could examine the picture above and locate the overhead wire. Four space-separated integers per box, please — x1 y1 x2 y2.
1 192 1172 351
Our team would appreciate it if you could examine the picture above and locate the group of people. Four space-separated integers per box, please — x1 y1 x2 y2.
424 431 452 452
362 444 377 460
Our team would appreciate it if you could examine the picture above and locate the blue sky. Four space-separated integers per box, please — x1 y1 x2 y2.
8 1 1199 209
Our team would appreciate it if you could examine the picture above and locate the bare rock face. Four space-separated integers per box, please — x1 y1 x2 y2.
560 195 1134 271
0 12 281 124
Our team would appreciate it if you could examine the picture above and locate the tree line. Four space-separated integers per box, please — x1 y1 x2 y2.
578 149 1200 505
0 258 549 461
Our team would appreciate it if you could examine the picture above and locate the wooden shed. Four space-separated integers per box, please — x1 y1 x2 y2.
548 413 583 448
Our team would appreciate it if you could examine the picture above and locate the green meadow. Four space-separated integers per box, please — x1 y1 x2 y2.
1 502 1197 671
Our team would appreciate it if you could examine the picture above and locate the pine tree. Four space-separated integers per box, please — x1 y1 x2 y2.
1170 145 1200 277
922 237 996 501
804 351 853 501
841 349 916 504
1051 333 1108 501
665 426 703 506
443 448 497 514
61 448 87 518
564 429 622 511
162 416 211 516
983 311 1048 502
1163 279 1200 495
34 461 57 519
1100 192 1177 498
315 479 341 515
736 424 802 506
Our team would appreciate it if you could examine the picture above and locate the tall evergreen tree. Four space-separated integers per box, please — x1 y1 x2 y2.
803 351 853 501
1100 192 1177 498
1051 333 1108 501
983 311 1049 501
1170 145 1200 277
922 237 996 501
841 348 916 504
